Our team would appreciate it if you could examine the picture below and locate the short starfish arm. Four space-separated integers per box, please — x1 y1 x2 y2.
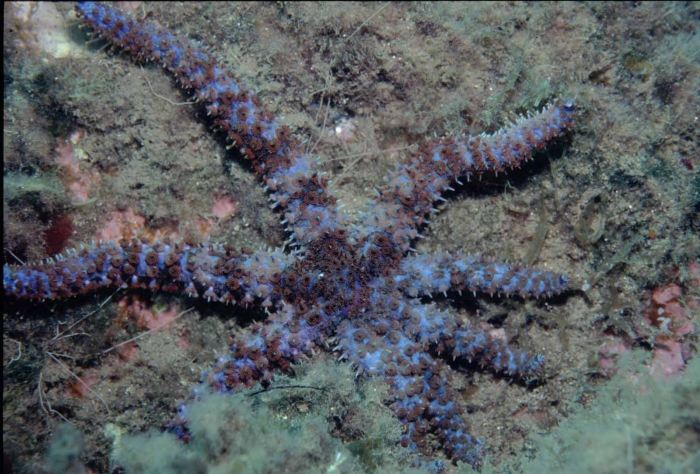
451 327 546 379
335 318 483 466
207 305 327 391
395 251 568 299
390 369 484 467
4 238 293 309
414 305 546 379
75 2 346 249
362 295 546 380
355 100 578 271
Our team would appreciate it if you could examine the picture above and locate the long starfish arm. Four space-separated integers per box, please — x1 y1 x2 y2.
4 238 293 309
355 101 578 273
75 2 345 249
394 250 568 299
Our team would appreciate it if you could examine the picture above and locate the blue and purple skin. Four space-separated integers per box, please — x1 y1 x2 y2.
3 2 578 467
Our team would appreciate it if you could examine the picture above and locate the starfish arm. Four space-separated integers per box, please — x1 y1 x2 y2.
354 100 578 274
335 314 484 465
395 251 568 299
75 2 346 249
3 238 294 309
207 305 327 391
343 289 545 380
390 369 484 467
411 304 546 379
360 289 546 380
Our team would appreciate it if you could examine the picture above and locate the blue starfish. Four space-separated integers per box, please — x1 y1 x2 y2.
4 2 577 467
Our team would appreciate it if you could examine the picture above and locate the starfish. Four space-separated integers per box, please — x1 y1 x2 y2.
3 2 577 467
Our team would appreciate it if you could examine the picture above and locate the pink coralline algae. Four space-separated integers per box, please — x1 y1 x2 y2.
3 2 579 467
598 261 698 380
